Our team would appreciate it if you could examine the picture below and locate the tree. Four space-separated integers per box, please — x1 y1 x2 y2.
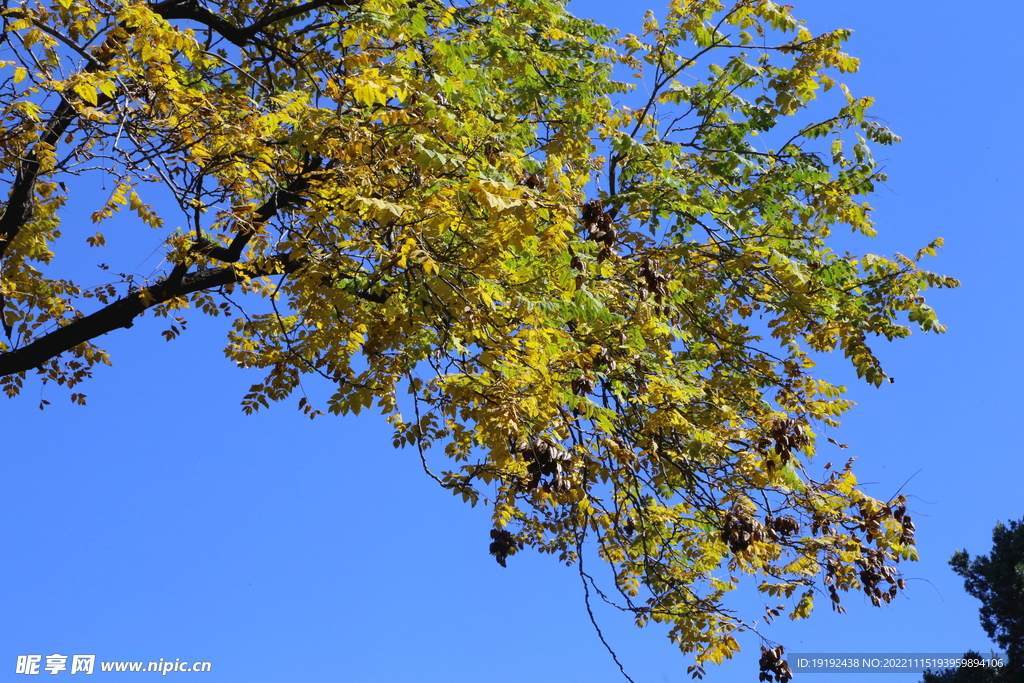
921 652 1010 683
0 0 958 676
944 519 1024 681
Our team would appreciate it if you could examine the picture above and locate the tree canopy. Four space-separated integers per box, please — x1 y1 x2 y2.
918 520 1024 683
945 519 1024 681
921 652 1012 683
0 0 958 676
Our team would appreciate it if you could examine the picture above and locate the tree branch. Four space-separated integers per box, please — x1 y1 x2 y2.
197 154 326 263
0 253 301 377
0 22 127 261
151 0 357 47
0 98 76 261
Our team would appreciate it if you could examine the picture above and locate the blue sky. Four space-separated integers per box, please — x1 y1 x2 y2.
2 1 1023 681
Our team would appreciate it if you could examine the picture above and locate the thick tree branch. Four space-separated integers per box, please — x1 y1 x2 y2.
3 133 328 375
0 23 126 261
1 3 333 263
0 98 77 261
247 0 356 35
197 154 326 264
151 0 356 47
0 253 301 377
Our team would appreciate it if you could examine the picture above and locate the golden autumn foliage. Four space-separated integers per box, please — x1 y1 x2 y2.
0 0 958 676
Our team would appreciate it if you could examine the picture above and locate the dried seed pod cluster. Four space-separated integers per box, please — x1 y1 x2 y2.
571 375 595 396
824 535 906 612
768 515 800 537
570 251 586 272
569 245 587 283
758 418 812 469
721 511 764 554
637 257 668 304
519 437 573 492
856 501 886 542
758 646 793 683
856 548 903 607
489 528 522 568
580 199 617 261
892 503 915 544
522 172 545 191
827 583 847 614
809 510 839 536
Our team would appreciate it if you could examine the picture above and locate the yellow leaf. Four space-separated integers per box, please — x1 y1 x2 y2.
73 82 98 106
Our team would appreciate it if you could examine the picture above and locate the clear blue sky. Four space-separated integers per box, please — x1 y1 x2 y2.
2 1 1023 681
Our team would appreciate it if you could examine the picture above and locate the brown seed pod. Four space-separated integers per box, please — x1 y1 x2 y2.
571 376 595 396
771 516 801 536
523 172 545 190
581 199 602 224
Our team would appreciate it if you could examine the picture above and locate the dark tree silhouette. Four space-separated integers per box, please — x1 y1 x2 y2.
921 651 1010 683
922 518 1024 683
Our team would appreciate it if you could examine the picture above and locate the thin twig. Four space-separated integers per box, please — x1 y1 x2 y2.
577 537 637 683
408 370 445 486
